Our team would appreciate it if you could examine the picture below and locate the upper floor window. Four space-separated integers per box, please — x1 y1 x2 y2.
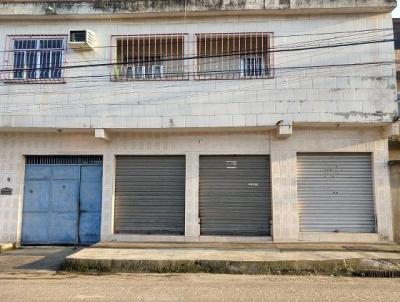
196 33 272 80
113 34 187 81
3 35 66 83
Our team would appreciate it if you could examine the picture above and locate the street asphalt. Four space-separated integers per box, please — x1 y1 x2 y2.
0 272 399 301
1 246 400 301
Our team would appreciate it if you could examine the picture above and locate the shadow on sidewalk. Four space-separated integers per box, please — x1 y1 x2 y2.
0 246 83 272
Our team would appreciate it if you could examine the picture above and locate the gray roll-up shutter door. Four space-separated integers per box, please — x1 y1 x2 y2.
199 155 271 236
114 156 185 235
297 153 375 233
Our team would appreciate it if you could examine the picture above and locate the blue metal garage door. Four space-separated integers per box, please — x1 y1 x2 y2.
21 156 103 245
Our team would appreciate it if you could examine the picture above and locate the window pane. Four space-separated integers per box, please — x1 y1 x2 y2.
14 39 37 50
14 40 23 50
39 40 64 78
26 50 37 79
40 39 63 49
13 51 25 79
40 50 51 78
51 51 62 78
240 56 264 77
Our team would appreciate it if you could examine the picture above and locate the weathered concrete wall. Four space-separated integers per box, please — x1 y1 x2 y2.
0 13 397 129
0 127 392 243
0 0 396 18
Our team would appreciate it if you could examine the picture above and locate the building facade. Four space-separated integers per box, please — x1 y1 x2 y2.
389 17 400 243
0 0 398 245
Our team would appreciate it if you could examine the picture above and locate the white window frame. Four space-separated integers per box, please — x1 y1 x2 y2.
5 35 66 83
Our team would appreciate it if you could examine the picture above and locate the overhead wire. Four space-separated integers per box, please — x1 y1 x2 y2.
2 59 393 114
0 28 396 114
0 27 392 55
53 27 392 65
0 34 394 73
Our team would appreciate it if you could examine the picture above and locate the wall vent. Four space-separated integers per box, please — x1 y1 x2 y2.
26 155 103 165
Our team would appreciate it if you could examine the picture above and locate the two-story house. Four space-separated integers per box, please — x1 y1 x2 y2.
0 0 398 246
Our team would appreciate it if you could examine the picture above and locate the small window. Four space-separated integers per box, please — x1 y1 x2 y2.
113 34 187 81
197 33 272 80
3 35 66 83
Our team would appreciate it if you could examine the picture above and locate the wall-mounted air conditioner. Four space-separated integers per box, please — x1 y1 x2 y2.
69 30 95 50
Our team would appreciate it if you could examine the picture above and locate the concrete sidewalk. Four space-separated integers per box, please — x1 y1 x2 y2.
64 242 400 276
0 246 80 273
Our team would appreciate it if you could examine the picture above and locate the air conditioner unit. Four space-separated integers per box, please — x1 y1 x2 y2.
69 30 95 50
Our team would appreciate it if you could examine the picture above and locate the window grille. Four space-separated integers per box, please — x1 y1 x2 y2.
3 35 66 83
196 33 272 80
113 34 187 81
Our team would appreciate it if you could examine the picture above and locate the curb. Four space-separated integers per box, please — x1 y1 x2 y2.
62 258 400 276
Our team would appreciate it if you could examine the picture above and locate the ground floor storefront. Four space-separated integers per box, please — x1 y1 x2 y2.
0 126 394 244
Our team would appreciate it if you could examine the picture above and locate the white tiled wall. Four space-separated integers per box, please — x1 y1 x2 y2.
0 127 393 243
0 13 397 129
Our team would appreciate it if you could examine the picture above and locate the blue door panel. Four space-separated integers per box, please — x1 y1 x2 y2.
21 212 50 244
51 180 79 212
23 181 50 212
49 213 78 244
52 166 80 180
25 166 51 180
81 166 102 181
79 212 101 244
80 181 102 212
79 166 102 245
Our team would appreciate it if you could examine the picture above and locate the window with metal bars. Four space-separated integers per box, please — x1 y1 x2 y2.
196 33 272 80
113 35 187 81
4 35 66 83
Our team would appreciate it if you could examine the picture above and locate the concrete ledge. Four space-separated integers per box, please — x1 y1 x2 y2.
0 0 396 19
63 243 400 276
63 257 400 276
0 243 16 253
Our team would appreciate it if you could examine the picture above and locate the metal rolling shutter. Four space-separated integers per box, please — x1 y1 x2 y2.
199 155 271 236
114 156 185 235
297 153 375 233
